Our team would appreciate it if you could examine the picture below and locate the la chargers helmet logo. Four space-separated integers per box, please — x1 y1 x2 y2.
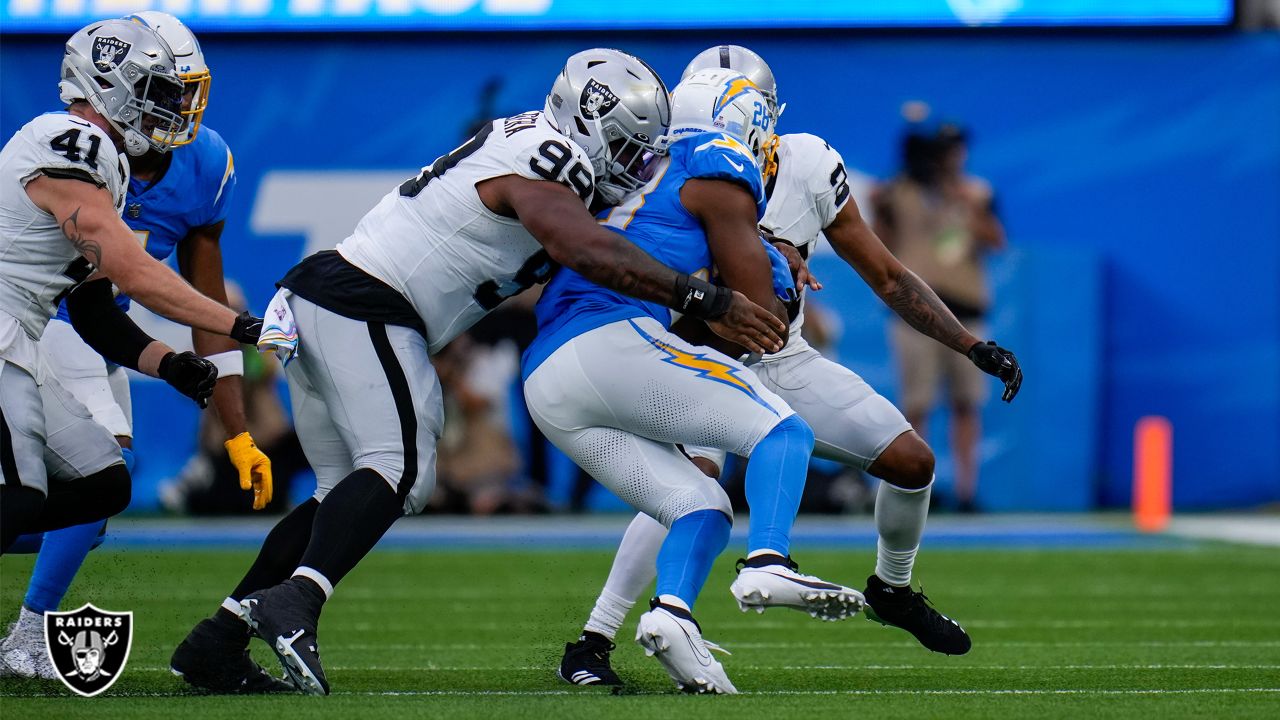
91 36 131 73
44 604 134 697
579 79 620 119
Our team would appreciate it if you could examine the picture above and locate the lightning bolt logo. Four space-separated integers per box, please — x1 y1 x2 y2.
696 135 754 160
713 76 759 117
628 320 777 415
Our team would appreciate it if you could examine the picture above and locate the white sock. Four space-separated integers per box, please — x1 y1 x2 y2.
17 606 43 633
657 594 689 612
220 597 246 621
583 590 634 641
874 478 932 586
583 513 666 640
292 566 334 599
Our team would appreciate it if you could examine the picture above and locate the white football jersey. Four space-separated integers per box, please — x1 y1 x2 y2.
759 133 850 360
336 111 595 354
0 113 127 350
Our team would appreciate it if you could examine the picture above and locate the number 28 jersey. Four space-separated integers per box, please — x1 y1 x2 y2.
0 113 127 342
328 111 595 355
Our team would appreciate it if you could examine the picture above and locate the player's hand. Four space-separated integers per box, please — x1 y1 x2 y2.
706 290 786 355
760 237 798 303
158 351 218 408
967 340 1023 402
766 238 822 291
230 311 264 345
225 432 273 511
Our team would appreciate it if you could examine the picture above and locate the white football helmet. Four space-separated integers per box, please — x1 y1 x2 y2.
682 45 784 131
58 19 185 156
544 49 671 205
126 11 210 146
665 68 772 167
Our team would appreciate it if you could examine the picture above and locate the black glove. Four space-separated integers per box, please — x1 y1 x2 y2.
158 351 219 408
967 340 1023 402
230 311 264 345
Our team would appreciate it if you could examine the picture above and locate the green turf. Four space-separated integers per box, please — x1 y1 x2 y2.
2 543 1278 719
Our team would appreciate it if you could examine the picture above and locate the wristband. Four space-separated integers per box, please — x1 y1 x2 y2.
672 273 733 320
205 350 245 378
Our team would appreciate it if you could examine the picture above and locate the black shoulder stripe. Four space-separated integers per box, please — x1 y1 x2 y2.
39 166 105 188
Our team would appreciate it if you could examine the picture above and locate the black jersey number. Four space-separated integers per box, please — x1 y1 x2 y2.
49 129 102 171
400 124 495 198
473 250 556 311
829 162 851 207
528 140 594 201
50 257 96 309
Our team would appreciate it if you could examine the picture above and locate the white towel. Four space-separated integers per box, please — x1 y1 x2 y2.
258 288 299 367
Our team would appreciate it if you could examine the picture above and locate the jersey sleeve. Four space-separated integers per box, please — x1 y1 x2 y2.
683 133 766 218
195 128 236 228
508 122 596 205
791 133 852 228
16 114 123 200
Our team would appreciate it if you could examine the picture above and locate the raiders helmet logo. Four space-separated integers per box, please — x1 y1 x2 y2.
579 79 620 119
91 36 131 73
44 604 133 697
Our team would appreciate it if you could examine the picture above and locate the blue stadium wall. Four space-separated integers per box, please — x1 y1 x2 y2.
2 31 1276 511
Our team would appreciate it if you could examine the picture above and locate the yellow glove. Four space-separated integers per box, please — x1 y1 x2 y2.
225 432 273 511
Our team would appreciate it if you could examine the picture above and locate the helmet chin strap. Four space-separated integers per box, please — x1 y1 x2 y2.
122 129 150 156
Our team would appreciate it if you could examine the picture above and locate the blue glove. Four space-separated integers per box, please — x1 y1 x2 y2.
760 236 797 303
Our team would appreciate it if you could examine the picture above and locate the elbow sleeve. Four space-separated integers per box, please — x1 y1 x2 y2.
64 278 157 371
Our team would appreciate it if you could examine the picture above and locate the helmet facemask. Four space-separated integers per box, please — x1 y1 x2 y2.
168 68 210 146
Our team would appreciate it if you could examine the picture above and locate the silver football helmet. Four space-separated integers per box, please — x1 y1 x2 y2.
126 11 210 146
544 49 671 205
58 19 185 156
682 45 784 130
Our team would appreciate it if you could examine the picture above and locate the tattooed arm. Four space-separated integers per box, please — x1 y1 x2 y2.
823 198 978 354
478 173 786 355
23 175 240 337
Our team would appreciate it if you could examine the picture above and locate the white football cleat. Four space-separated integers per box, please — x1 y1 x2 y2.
0 607 58 679
730 554 865 622
635 602 737 695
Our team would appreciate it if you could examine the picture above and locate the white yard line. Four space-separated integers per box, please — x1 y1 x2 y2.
1167 516 1280 547
133 663 1280 672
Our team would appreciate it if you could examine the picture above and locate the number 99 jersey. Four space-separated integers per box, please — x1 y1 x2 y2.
331 111 595 354
0 113 127 348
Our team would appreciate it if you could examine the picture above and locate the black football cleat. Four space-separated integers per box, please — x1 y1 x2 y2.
558 631 622 687
171 616 294 694
241 579 330 696
863 574 972 655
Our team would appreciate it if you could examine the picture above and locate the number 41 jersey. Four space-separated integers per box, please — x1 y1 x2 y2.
0 113 127 344
331 111 595 354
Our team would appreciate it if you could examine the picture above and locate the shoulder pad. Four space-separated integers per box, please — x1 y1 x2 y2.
17 114 121 194
680 133 765 211
510 121 595 204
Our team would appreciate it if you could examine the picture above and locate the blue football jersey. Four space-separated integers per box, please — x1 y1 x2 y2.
523 132 765 378
55 126 236 320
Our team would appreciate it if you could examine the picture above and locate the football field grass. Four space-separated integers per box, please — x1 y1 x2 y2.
2 539 1278 719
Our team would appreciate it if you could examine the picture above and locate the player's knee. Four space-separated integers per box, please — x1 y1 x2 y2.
689 455 721 479
873 432 935 490
768 414 815 452
658 484 733 528
93 463 133 518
